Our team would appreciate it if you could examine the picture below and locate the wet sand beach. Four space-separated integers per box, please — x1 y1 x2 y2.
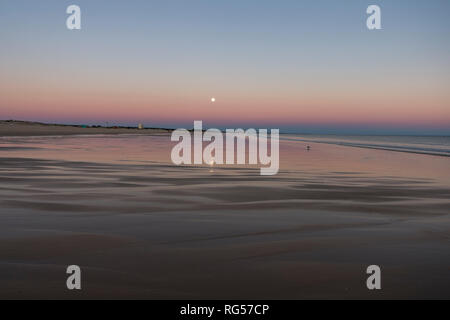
0 133 449 299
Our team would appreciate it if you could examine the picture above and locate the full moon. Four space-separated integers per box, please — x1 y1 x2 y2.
211 97 216 103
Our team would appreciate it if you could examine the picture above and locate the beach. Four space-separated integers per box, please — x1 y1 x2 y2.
1 0 449 304
0 125 449 299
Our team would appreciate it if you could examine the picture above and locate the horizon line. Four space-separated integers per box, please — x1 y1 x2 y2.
2 119 449 137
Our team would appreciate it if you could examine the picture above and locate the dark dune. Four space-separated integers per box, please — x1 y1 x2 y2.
0 120 172 136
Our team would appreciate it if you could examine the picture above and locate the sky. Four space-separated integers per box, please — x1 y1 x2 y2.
0 0 449 134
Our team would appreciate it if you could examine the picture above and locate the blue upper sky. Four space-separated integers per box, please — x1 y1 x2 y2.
0 0 449 134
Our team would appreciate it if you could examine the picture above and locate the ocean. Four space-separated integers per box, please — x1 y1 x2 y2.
283 134 450 157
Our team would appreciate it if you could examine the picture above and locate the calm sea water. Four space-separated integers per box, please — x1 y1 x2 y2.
283 134 450 157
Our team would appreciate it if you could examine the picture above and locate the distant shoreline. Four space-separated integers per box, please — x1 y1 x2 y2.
0 120 173 137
